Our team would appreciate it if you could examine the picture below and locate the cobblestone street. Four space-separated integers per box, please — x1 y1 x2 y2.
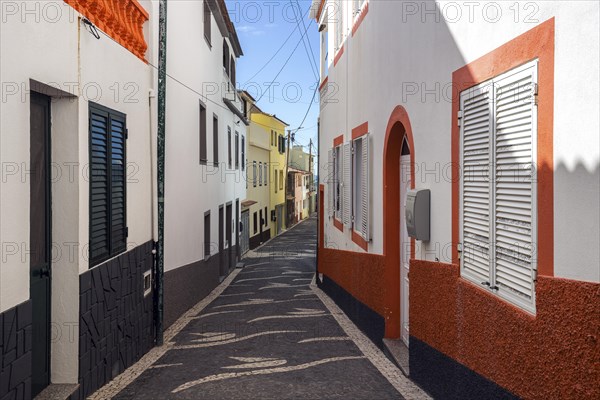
91 216 428 399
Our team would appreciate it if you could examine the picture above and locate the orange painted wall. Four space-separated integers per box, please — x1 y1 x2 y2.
318 246 386 318
410 260 600 399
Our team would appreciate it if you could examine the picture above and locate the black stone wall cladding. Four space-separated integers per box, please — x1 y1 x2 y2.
409 336 519 400
0 301 32 400
249 229 271 250
163 252 220 329
163 245 238 329
75 241 154 400
319 276 385 349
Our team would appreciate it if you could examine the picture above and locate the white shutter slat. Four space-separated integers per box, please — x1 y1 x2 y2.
460 82 493 284
327 149 334 217
342 142 352 226
493 62 537 305
360 134 370 241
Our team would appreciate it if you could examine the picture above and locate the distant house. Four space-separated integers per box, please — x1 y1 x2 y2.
312 0 599 398
241 92 272 250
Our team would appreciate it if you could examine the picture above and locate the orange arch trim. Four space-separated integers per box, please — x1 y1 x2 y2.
382 105 416 339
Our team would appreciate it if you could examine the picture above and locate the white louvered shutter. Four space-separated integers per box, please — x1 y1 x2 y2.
460 81 493 285
342 142 352 226
493 62 537 309
327 149 334 217
359 134 370 241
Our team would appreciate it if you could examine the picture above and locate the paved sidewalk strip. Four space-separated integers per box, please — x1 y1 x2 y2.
90 217 428 399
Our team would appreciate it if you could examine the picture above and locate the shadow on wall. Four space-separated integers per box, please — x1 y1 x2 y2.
554 161 600 281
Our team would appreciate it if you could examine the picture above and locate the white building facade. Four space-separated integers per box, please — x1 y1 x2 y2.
156 0 248 328
1 1 156 398
313 1 599 398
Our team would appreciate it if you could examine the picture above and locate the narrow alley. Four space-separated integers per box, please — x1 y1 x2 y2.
90 217 427 399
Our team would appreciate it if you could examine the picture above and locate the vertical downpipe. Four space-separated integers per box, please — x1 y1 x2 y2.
156 0 168 346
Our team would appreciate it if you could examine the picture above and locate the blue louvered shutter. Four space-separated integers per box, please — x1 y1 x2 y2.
89 104 127 267
90 111 110 264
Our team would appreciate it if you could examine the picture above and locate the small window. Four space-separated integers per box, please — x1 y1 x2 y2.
275 168 278 193
334 0 344 52
235 131 239 169
203 0 211 45
264 163 268 186
259 162 263 186
352 135 370 240
279 170 283 190
223 39 230 75
213 114 219 167
320 11 329 77
227 127 232 168
241 135 245 171
199 102 207 165
253 161 257 187
353 0 367 20
204 211 211 260
89 103 127 267
230 56 236 88
264 207 268 226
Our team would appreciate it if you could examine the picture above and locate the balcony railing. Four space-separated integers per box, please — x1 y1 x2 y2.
64 0 149 61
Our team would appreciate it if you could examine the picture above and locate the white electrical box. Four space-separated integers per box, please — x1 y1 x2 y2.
406 189 430 241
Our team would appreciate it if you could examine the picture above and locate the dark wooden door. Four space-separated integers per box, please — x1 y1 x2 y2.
30 92 51 397
226 203 232 270
219 205 225 276
235 199 240 259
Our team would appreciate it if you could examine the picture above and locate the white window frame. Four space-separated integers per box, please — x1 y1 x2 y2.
459 60 538 314
334 145 342 218
334 0 344 52
352 0 367 22
352 134 370 242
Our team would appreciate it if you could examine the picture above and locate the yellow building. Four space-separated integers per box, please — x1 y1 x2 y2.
248 108 289 237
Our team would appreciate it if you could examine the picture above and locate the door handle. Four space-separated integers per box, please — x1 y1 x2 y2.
33 266 50 278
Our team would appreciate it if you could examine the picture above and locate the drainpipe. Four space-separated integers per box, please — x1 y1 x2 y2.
155 0 168 346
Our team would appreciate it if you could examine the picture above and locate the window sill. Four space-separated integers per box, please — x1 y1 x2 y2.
200 160 208 166
333 217 343 232
351 2 369 37
352 230 369 252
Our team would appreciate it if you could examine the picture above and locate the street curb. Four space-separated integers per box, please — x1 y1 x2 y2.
311 279 432 400
89 267 242 399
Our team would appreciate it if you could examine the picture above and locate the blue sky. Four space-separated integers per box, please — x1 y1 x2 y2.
225 0 320 154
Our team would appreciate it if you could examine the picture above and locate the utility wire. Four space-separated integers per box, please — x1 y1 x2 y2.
292 0 320 80
255 18 315 103
290 0 319 81
95 19 318 149
242 6 311 85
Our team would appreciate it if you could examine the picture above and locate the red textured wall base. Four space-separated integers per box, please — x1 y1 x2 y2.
318 247 386 319
410 260 600 399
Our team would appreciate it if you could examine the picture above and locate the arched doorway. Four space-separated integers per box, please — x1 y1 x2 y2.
383 106 415 340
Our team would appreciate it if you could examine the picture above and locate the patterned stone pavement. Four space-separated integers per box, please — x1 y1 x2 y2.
92 216 429 399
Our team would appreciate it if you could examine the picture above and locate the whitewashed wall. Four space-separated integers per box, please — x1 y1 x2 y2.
0 0 155 381
155 1 247 272
319 0 599 282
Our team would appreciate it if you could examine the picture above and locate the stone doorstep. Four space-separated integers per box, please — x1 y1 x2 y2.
34 383 79 400
383 338 410 377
